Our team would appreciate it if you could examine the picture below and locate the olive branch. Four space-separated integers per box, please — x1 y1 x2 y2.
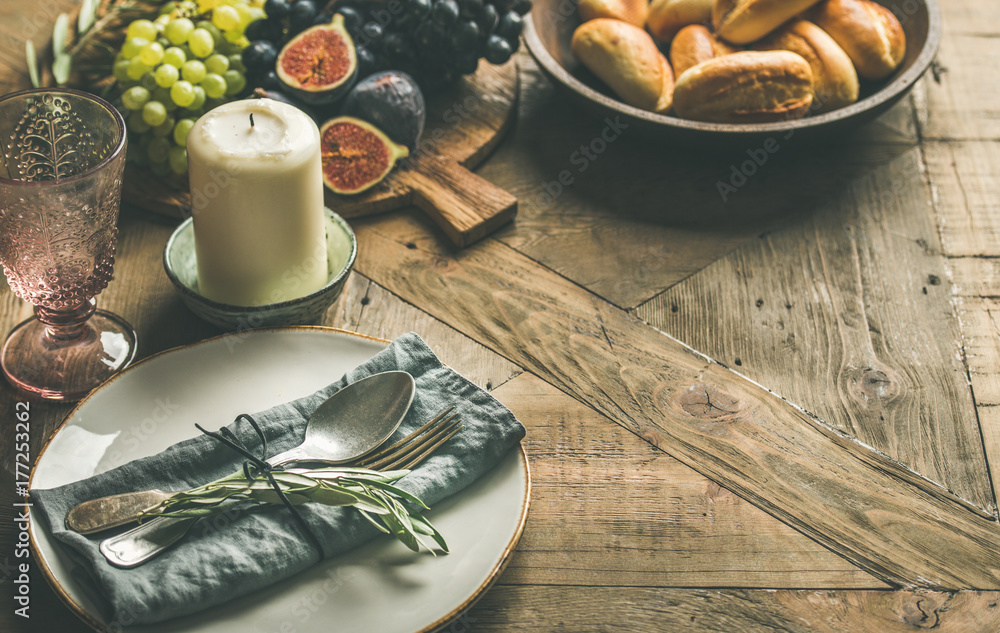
139 466 450 554
26 0 164 90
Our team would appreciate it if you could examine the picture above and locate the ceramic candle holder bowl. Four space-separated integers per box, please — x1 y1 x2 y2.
163 208 357 330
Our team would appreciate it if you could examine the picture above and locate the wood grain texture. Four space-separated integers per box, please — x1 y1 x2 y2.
326 272 523 392
469 587 1000 632
923 141 1000 258
634 145 992 516
395 153 517 247
919 0 1000 140
920 138 1000 542
492 372 885 589
350 209 1000 590
476 58 922 310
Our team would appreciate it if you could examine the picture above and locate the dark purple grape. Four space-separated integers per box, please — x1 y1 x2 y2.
289 0 318 31
337 5 364 30
454 53 479 74
383 32 415 59
403 0 432 18
264 0 291 19
484 33 512 64
362 21 384 40
477 4 499 33
242 40 279 73
262 70 281 90
458 0 483 18
312 12 333 25
491 0 517 11
453 20 480 51
512 0 532 15
431 0 460 25
245 18 282 43
355 46 378 77
496 11 522 39
508 32 520 53
414 20 443 47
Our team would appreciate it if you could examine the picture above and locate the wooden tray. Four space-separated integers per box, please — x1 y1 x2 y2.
123 60 520 247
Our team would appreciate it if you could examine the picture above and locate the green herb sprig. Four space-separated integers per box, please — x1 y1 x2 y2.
27 0 164 90
139 466 449 554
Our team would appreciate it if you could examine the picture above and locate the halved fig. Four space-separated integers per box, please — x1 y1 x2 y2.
276 14 357 104
320 116 409 195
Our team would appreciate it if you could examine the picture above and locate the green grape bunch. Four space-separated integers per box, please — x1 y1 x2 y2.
113 0 265 177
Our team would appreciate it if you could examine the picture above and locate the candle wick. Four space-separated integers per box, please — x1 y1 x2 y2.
250 113 255 128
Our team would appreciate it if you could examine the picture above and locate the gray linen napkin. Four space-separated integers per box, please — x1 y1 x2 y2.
31 333 526 625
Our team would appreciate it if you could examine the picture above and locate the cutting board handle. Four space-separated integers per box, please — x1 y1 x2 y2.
396 153 517 248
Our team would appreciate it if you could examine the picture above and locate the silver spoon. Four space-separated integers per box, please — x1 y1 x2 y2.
67 371 415 568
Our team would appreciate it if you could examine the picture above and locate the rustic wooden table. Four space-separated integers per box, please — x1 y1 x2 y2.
2 1 1000 631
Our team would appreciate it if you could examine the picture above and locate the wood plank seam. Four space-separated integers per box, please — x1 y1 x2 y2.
353 212 1000 590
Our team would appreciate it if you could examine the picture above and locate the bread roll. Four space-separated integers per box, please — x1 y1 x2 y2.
572 19 675 113
811 0 906 80
670 24 740 77
647 0 714 43
756 19 858 112
578 0 649 28
673 50 814 123
713 0 825 45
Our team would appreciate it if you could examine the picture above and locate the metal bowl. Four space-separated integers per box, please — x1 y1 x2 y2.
524 0 941 144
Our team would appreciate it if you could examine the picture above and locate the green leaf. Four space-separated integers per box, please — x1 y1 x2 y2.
52 53 71 85
156 507 231 518
52 14 69 55
307 486 358 506
410 514 449 553
270 472 321 489
25 41 40 88
78 0 97 34
379 511 420 552
357 508 390 534
250 489 310 505
291 467 406 483
357 478 427 509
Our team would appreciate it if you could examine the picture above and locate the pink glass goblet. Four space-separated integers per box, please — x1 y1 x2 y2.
0 88 137 401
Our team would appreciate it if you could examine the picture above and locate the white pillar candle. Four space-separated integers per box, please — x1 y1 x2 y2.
187 98 328 307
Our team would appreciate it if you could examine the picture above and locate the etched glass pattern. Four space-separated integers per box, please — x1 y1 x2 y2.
0 89 136 401
0 93 124 309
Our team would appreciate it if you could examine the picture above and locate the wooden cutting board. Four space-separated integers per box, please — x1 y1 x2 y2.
123 60 520 247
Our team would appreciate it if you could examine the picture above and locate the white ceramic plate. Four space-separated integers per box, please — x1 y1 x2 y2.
30 327 530 633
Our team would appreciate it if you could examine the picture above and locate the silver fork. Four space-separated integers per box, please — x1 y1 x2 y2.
97 408 463 568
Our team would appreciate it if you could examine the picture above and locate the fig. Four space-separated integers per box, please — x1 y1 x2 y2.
320 116 409 195
340 71 426 150
250 87 322 122
276 14 358 105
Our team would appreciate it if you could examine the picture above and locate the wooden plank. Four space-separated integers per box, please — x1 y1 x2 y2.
327 273 523 392
923 142 1000 258
922 139 1000 536
469 587 1000 632
634 146 992 516
331 278 879 586
919 0 1000 140
492 372 885 589
350 209 1000 589
474 58 921 310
